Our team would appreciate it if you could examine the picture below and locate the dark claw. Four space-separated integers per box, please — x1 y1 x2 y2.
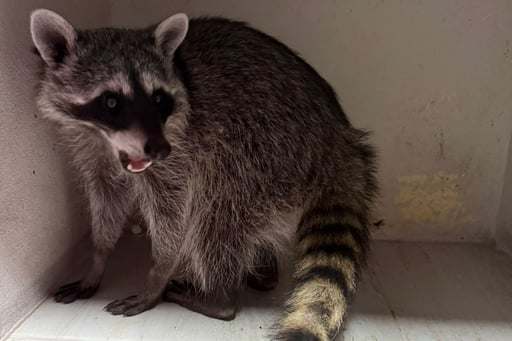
124 306 147 317
104 295 156 316
54 281 98 304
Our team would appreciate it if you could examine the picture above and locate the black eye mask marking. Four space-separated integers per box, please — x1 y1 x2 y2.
152 88 175 122
70 87 175 130
70 91 130 130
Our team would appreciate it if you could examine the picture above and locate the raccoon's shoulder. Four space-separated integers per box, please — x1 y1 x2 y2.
187 16 268 44
173 17 350 127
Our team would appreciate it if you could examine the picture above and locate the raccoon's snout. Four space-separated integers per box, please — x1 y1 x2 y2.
118 139 170 173
144 139 171 160
107 129 170 173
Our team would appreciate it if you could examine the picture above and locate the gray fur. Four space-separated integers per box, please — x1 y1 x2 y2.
31 9 377 340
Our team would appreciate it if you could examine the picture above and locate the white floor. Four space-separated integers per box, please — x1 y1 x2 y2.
7 237 512 341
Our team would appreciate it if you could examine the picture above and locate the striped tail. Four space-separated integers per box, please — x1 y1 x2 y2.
276 202 370 341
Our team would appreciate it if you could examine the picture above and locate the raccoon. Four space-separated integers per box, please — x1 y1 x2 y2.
30 8 377 341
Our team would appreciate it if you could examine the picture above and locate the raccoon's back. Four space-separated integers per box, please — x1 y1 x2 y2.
176 17 349 125
174 17 355 188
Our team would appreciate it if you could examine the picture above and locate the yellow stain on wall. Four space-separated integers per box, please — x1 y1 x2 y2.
395 172 475 229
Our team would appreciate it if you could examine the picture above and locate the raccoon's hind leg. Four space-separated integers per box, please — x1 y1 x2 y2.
247 248 279 291
54 184 132 304
275 199 371 341
164 281 236 321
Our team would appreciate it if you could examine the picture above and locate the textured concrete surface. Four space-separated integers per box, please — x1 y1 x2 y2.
497 133 512 254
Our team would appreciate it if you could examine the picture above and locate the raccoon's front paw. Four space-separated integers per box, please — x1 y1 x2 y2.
104 295 158 316
54 281 99 303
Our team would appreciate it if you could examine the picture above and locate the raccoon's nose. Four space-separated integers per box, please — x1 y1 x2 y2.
144 139 171 160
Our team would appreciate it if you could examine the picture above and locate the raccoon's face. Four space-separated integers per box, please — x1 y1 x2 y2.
30 9 188 173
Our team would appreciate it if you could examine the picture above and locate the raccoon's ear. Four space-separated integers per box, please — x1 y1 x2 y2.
30 9 76 65
154 13 189 56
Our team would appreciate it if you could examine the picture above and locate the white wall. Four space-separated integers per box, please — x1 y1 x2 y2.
110 0 512 242
0 1 110 338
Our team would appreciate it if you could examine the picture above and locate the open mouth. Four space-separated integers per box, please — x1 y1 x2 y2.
119 152 153 173
127 158 153 173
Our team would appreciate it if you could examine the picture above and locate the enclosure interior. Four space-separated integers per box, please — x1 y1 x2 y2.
1 1 512 340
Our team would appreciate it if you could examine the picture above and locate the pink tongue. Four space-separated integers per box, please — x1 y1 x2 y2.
128 159 151 172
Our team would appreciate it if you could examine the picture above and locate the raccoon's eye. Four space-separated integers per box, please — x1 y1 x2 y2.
153 93 163 104
152 89 174 121
152 90 168 106
104 93 119 110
